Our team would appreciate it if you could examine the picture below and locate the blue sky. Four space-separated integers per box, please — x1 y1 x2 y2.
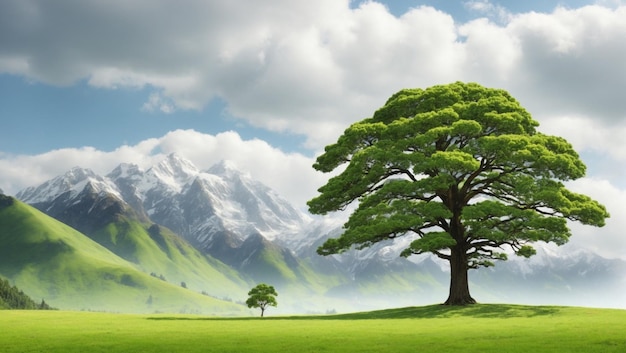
0 75 304 154
381 0 593 21
1 0 626 259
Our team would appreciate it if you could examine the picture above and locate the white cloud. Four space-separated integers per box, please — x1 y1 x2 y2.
457 18 522 82
540 115 626 162
141 92 175 114
503 5 626 122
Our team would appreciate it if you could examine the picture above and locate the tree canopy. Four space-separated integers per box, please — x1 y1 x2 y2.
245 283 278 317
308 82 609 305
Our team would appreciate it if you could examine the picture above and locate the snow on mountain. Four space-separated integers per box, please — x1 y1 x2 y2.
16 166 122 205
147 157 314 256
105 163 149 219
287 216 344 254
107 163 145 182
144 153 199 194
204 160 311 241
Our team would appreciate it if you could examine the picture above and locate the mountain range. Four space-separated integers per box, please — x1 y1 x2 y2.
1 153 624 312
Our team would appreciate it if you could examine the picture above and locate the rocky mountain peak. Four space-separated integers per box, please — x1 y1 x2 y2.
65 166 98 181
107 163 144 180
16 166 100 204
162 153 198 172
144 153 199 193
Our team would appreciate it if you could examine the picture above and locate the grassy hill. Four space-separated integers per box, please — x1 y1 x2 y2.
89 217 249 300
0 304 624 352
0 195 247 314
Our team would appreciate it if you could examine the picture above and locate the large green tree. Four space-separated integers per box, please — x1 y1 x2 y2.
308 82 609 305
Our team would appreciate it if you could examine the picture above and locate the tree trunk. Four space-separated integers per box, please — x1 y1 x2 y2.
444 245 476 305
260 307 265 317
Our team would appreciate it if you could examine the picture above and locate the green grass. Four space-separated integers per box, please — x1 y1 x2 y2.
1 304 625 352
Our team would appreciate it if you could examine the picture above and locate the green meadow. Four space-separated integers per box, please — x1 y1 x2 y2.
1 304 625 352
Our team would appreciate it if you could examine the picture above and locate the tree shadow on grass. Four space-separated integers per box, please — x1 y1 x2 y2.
147 304 561 321
329 304 561 319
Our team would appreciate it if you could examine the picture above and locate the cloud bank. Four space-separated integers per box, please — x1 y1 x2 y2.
2 1 625 149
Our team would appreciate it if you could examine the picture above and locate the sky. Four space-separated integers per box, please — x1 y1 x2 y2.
1 0 625 260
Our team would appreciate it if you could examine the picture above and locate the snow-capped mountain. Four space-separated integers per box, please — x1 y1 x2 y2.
109 154 311 247
15 167 132 233
18 153 315 258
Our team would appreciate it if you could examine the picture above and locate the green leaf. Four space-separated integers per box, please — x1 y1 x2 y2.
516 245 537 258
401 232 457 257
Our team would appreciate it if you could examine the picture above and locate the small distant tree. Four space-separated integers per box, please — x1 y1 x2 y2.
245 283 278 317
39 299 50 310
180 281 187 289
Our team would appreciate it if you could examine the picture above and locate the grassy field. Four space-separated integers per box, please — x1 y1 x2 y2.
1 304 625 352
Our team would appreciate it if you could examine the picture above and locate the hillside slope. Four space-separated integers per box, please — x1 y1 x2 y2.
0 195 247 314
